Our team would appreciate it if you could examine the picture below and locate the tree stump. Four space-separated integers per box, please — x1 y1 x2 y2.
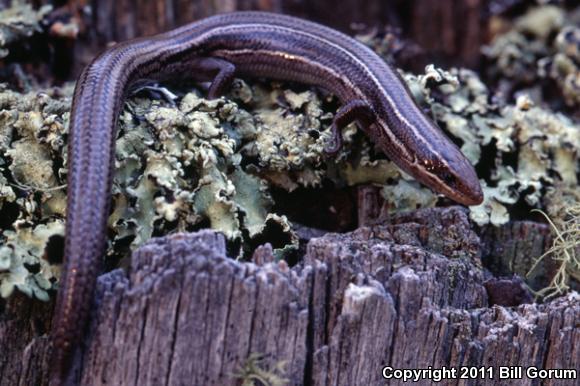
1 207 577 385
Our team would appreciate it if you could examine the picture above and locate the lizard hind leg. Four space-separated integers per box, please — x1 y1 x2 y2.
189 57 236 99
324 99 375 156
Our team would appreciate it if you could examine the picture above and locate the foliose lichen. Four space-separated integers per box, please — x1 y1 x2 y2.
0 84 70 300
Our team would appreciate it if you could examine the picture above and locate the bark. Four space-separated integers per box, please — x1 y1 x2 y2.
1 207 577 385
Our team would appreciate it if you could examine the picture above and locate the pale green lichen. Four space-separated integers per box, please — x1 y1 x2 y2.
110 89 299 260
229 168 273 238
0 86 70 301
0 220 62 301
381 179 438 212
239 82 331 189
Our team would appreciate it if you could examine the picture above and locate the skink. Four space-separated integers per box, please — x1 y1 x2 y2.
51 11 483 384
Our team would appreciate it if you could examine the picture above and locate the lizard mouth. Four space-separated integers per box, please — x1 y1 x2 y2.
399 156 484 206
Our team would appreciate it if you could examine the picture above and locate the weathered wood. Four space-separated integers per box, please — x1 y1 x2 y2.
479 221 569 292
378 204 566 292
1 207 578 385
0 293 52 386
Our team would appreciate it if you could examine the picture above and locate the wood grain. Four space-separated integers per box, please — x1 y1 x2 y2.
1 207 577 385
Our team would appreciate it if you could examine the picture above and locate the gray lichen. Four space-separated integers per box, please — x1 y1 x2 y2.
0 86 70 300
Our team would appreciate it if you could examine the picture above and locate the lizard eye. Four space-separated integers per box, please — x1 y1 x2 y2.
439 170 457 187
425 161 458 189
